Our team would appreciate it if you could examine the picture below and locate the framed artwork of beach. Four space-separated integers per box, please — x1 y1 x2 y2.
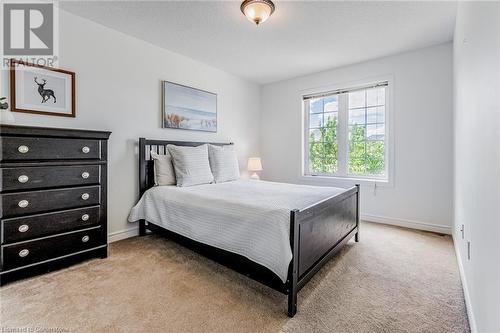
162 81 217 132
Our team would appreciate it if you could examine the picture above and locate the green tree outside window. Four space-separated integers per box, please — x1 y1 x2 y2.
309 120 385 176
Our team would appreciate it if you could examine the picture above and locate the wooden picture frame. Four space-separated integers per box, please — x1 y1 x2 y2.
10 59 76 117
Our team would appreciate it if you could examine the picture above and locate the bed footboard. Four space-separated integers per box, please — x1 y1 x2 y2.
287 184 360 316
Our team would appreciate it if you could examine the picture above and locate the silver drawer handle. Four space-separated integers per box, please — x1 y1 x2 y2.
82 235 90 243
18 200 29 208
81 172 90 179
18 175 29 183
81 193 89 200
18 145 29 154
82 146 90 154
19 249 29 257
81 214 89 221
18 224 29 233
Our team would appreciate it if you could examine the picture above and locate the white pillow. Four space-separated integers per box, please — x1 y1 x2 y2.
167 144 214 187
151 151 176 186
208 144 240 183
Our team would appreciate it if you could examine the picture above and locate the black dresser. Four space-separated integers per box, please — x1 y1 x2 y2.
0 125 111 285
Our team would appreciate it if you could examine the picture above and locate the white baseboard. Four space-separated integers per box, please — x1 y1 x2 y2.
452 233 477 333
108 226 139 243
361 214 452 235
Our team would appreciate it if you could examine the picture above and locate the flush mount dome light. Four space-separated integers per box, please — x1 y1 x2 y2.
241 0 275 26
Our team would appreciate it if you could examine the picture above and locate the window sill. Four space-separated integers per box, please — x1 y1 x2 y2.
300 174 394 188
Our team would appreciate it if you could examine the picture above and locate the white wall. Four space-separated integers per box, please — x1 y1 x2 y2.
0 10 261 241
453 2 500 332
260 43 453 233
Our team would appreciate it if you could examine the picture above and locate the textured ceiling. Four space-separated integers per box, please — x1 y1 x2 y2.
60 1 457 84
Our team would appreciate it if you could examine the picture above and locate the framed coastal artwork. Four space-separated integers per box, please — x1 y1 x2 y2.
162 81 217 132
10 59 75 117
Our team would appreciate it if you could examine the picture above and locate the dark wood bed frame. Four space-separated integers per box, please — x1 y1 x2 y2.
137 138 360 317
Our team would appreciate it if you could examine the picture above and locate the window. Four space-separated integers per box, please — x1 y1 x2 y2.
304 81 390 181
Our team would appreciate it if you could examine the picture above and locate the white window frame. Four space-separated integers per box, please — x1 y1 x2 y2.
301 76 394 187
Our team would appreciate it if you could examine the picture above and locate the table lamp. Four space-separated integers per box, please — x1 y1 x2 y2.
247 157 263 180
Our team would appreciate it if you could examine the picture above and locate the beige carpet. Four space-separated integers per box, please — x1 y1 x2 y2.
1 222 469 333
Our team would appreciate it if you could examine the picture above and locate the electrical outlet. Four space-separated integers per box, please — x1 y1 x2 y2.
460 224 465 239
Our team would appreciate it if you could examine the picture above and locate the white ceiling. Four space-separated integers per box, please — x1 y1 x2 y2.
60 1 457 84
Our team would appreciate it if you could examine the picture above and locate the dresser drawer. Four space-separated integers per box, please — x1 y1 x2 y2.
1 206 100 244
0 137 100 161
1 227 103 271
0 186 100 218
1 165 101 192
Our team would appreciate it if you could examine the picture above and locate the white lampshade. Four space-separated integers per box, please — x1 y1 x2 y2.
247 157 263 171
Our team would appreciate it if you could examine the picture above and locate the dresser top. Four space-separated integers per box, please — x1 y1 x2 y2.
0 124 111 139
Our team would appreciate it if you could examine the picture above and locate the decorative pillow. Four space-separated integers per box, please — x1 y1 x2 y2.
208 144 240 183
167 144 214 187
151 151 176 186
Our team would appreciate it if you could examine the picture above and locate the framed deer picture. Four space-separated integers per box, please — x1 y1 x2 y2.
9 59 75 117
162 81 217 132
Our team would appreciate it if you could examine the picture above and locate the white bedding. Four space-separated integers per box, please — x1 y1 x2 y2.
128 180 346 282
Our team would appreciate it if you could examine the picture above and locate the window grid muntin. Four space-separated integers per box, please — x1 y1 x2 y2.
306 95 339 174
304 83 389 181
347 88 386 177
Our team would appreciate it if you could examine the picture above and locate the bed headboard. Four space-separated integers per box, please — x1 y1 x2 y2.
138 138 233 197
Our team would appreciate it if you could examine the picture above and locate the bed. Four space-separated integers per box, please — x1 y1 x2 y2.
130 138 360 317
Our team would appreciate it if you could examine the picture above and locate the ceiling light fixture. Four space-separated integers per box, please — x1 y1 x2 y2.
240 0 275 26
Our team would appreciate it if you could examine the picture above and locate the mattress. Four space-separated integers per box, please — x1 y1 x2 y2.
128 179 346 282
